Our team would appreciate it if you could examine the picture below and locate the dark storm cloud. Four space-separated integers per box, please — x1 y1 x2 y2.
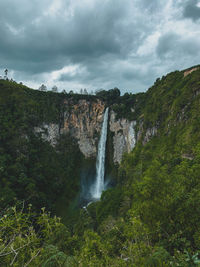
0 0 200 93
0 0 140 74
156 32 200 59
183 0 200 21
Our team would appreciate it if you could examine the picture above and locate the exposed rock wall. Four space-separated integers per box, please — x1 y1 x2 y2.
34 123 59 146
109 111 136 164
136 119 158 145
61 99 105 158
34 101 159 164
184 67 199 77
34 99 105 158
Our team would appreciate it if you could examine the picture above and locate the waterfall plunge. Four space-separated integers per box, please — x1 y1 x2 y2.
91 107 109 200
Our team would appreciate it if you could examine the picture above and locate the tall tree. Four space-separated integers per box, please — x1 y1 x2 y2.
4 69 8 78
39 84 47 91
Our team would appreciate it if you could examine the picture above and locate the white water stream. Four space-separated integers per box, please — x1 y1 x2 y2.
91 107 109 200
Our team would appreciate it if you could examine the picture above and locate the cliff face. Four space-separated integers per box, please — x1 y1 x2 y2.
34 123 59 146
34 101 159 163
61 99 105 157
136 118 158 145
34 99 106 158
109 111 136 164
109 111 159 163
34 103 137 163
34 99 162 164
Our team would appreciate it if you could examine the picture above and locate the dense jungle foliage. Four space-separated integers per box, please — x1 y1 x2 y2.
0 80 85 213
1 66 200 266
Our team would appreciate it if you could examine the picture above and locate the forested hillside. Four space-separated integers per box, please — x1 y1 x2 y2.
0 80 85 213
1 66 200 266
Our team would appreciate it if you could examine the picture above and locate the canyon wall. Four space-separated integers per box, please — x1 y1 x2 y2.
61 99 105 158
34 99 105 158
34 99 158 164
109 111 136 164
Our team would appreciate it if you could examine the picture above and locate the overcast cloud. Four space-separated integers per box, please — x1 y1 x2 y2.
0 0 200 94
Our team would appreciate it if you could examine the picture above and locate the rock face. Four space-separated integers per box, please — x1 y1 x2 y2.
143 126 158 144
34 99 105 158
34 101 159 164
136 117 158 145
34 123 59 146
109 111 136 164
184 67 199 77
61 99 105 158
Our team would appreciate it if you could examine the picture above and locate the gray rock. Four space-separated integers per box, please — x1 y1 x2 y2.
34 123 59 146
109 111 136 164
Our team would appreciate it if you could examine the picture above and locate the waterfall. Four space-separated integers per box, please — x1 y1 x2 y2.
91 107 109 200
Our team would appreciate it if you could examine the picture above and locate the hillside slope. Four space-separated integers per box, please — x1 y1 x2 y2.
0 80 84 212
90 66 200 265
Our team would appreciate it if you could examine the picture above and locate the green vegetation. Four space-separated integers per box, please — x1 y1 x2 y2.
95 87 121 105
0 79 83 213
1 66 200 266
111 91 145 120
0 203 78 266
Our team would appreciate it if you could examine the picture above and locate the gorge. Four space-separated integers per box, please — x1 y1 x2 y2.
1 65 200 266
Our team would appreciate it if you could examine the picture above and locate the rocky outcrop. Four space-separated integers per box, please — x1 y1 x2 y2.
61 99 105 158
34 99 105 158
109 111 136 164
33 103 161 163
34 108 137 164
34 123 59 146
33 100 162 164
136 117 158 145
184 67 199 77
181 153 194 160
143 126 158 144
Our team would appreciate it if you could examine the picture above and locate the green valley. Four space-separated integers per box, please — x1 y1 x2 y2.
1 66 200 266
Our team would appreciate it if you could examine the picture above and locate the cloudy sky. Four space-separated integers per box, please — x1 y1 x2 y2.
0 0 200 94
